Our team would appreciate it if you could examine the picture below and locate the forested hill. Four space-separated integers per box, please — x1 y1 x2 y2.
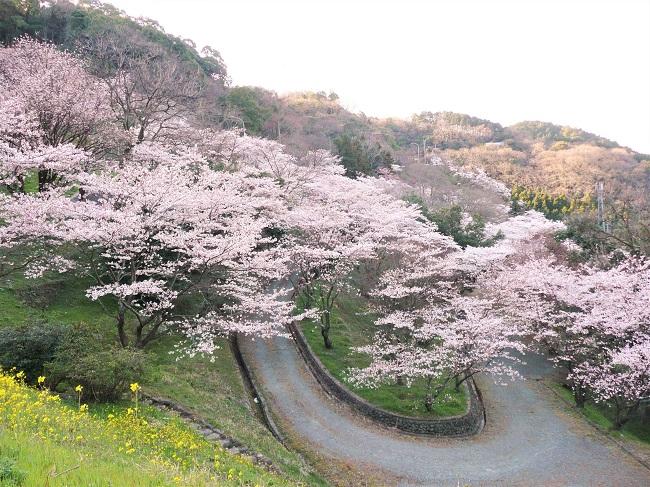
2 0 648 254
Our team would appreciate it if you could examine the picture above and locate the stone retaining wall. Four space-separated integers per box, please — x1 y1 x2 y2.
230 335 286 445
287 322 485 437
141 393 278 472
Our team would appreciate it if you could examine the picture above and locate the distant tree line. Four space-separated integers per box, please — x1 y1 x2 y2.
334 133 394 178
511 185 595 221
0 0 228 83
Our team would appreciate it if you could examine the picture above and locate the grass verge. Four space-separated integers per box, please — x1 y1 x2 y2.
0 370 296 486
0 274 325 486
549 381 650 445
300 293 467 418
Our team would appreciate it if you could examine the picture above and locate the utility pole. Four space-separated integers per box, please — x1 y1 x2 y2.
422 137 429 163
596 180 607 232
422 136 433 164
410 142 420 162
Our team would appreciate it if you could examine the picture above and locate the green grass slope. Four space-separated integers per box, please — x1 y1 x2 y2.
0 274 325 486
301 294 467 418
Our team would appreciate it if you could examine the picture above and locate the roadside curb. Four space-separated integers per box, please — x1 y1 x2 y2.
287 321 486 437
230 334 286 445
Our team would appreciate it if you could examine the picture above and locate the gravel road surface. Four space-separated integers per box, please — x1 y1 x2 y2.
240 334 650 486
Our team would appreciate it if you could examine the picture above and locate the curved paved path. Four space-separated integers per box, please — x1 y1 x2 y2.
240 335 650 486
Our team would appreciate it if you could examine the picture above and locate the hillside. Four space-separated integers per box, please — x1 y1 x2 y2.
0 368 298 486
2 0 648 246
1 1 650 486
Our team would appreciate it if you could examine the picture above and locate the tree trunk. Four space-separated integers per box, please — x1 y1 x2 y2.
455 374 463 392
117 303 128 347
38 169 50 192
613 408 630 430
137 124 146 143
320 309 332 349
424 376 433 411
321 325 332 349
613 402 637 430
303 290 312 308
573 386 587 409
424 394 433 412
136 320 162 348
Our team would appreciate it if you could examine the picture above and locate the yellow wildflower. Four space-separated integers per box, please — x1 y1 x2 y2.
74 385 83 393
37 376 45 385
129 383 140 393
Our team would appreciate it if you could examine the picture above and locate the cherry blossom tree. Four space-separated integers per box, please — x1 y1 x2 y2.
188 128 344 195
487 249 650 409
349 241 523 410
447 210 565 277
85 30 206 144
571 341 650 429
0 141 297 350
0 38 124 191
287 173 451 349
0 95 41 192
348 210 566 409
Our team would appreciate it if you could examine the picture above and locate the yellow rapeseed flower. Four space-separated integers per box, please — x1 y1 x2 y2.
129 383 140 393
37 376 45 385
74 385 83 393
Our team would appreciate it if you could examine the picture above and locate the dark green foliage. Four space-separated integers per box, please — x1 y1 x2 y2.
222 87 273 135
334 133 394 178
0 322 68 382
406 196 501 249
0 0 227 82
0 0 40 45
46 322 147 401
556 215 616 256
0 453 25 487
67 8 89 36
511 185 595 220
14 281 63 309
430 206 500 248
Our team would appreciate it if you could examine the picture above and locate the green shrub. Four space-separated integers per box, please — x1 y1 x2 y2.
14 281 63 309
0 322 68 382
46 323 147 401
0 455 25 486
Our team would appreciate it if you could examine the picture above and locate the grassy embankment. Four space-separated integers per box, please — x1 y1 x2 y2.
300 294 467 418
550 382 650 445
0 273 326 486
0 369 293 486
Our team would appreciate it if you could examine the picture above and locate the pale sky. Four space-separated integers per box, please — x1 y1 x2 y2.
108 0 650 153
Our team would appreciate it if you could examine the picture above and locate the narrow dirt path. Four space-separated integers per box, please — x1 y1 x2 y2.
240 335 650 486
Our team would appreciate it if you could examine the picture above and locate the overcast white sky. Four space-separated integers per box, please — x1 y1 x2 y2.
108 0 650 153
